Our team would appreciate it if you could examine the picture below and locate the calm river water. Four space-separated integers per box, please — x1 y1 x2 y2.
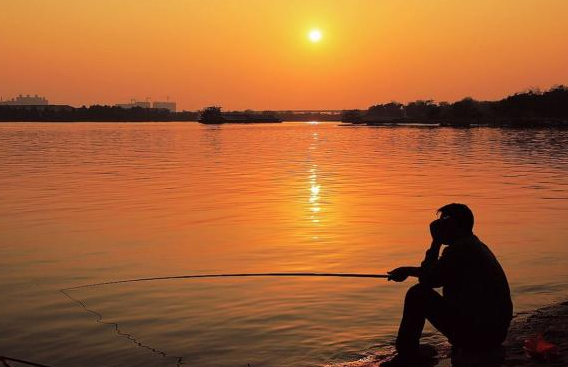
1 122 567 367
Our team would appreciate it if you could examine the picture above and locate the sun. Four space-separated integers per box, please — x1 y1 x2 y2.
308 29 322 43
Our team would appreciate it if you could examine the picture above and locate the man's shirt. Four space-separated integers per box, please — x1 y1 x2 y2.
419 234 513 330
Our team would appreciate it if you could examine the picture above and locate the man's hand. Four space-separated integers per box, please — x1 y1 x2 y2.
387 267 414 282
430 219 445 245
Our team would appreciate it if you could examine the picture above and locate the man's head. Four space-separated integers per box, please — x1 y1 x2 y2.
435 203 474 243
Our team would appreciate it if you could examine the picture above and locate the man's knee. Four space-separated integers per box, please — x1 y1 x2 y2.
405 283 433 302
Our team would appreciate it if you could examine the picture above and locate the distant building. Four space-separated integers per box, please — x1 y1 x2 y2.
115 99 177 112
115 100 152 109
153 101 176 112
0 94 49 106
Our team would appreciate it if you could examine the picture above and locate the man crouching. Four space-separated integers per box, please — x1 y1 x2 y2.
382 203 513 367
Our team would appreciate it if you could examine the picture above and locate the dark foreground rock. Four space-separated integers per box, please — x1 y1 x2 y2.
439 300 568 367
501 300 568 367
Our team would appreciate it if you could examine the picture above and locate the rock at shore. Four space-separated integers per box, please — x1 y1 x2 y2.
336 300 568 367
442 300 568 367
501 300 567 367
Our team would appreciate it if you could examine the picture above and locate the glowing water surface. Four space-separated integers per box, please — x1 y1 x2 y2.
0 122 567 367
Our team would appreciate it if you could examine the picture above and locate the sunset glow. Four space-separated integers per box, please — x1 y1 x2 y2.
1 0 567 110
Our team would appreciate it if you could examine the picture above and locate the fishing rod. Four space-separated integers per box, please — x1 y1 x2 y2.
62 272 390 291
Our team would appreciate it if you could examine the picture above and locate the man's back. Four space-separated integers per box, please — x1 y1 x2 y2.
437 235 513 329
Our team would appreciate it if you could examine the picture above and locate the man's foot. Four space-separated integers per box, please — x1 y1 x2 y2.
380 354 416 367
380 350 436 367
417 344 438 359
450 346 504 367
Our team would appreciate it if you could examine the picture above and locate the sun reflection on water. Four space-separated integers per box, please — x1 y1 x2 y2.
309 132 321 226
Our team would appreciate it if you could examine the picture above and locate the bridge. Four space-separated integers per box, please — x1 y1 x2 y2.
275 110 344 114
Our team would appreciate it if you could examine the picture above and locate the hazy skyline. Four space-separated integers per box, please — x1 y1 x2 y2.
1 0 567 110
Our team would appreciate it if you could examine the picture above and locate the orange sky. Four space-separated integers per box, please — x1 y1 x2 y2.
1 0 567 110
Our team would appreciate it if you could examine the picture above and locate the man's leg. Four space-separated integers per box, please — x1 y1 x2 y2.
395 283 456 355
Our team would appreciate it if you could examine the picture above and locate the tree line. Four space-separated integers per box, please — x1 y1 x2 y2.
0 105 198 122
342 85 568 126
2 86 567 125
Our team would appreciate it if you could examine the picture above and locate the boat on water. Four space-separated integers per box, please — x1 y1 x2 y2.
199 106 282 124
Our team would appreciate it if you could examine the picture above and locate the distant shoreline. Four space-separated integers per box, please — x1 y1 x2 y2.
1 85 567 126
2 120 568 128
341 118 568 128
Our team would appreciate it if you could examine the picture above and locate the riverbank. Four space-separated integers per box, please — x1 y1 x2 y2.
342 300 568 367
500 300 567 367
434 300 567 367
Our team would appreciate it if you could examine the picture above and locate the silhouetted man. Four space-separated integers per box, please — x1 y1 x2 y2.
382 203 513 367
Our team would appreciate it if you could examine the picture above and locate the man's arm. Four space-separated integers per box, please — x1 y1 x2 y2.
419 240 445 287
422 240 443 266
387 219 447 283
387 241 441 282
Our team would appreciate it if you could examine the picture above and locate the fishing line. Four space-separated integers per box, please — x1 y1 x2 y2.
0 356 54 367
60 289 184 367
61 272 388 367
